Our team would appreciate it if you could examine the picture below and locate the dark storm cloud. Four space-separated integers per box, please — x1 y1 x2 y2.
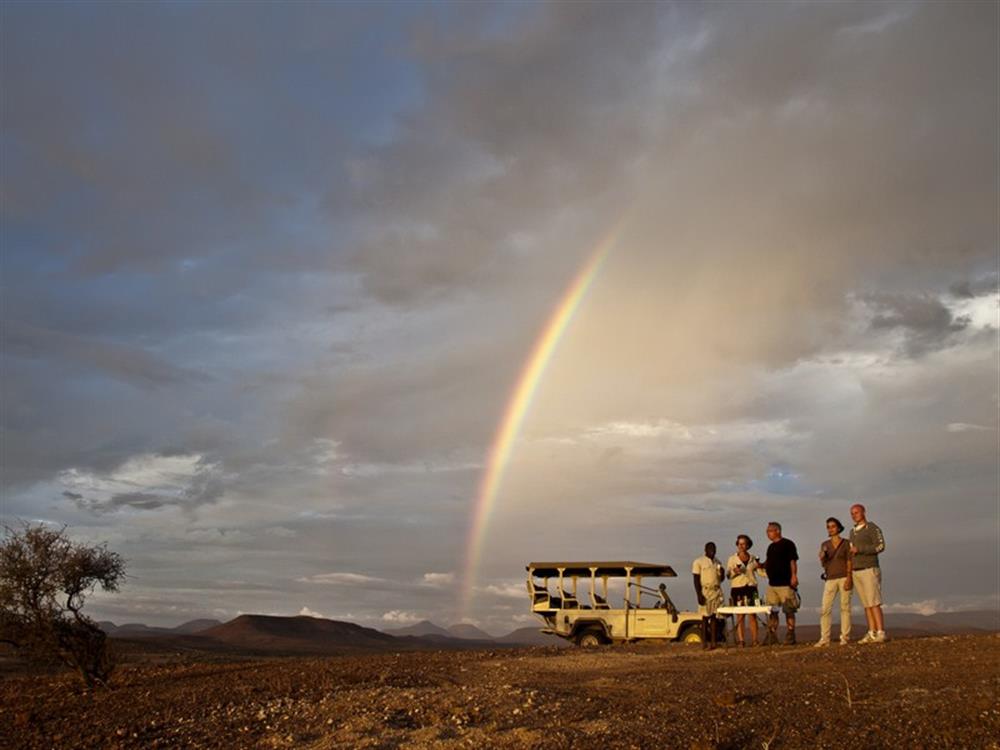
1 1 419 276
0 1 423 486
287 0 1000 477
283 335 520 465
0 0 424 382
74 466 225 515
2 1 996 630
2 319 208 388
672 0 993 277
949 273 1000 299
90 493 174 512
340 0 997 362
865 293 970 357
341 1 664 305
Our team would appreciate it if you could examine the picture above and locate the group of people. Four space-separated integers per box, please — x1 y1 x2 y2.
690 503 886 649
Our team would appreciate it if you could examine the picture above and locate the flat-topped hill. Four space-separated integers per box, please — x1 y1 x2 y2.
197 614 400 652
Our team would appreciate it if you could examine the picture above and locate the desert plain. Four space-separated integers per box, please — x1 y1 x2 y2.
2 632 997 749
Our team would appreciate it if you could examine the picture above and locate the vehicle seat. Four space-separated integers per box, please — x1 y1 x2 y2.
561 593 580 609
592 594 611 610
528 580 552 609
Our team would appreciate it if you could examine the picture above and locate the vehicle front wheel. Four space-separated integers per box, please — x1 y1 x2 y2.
680 625 703 644
576 630 605 647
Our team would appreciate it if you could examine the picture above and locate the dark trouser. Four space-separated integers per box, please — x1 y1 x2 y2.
701 616 718 649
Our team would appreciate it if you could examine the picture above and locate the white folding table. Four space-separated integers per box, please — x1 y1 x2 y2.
716 604 779 646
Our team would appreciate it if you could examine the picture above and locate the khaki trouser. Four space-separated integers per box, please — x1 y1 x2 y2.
820 576 852 642
853 566 882 608
699 585 724 617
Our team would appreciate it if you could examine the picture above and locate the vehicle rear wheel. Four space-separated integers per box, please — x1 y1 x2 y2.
680 625 703 644
576 629 605 647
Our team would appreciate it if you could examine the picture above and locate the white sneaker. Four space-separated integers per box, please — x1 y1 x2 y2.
858 631 876 644
813 640 830 648
874 630 887 643
839 636 850 646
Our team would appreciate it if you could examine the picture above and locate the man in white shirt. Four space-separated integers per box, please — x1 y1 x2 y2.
692 542 725 650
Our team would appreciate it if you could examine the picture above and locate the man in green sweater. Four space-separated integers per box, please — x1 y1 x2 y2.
849 503 887 643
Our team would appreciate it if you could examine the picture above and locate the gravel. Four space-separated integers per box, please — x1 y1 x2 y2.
2 634 997 749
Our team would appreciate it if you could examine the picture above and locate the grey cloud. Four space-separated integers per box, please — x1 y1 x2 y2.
949 273 999 299
2 2 997 633
346 0 996 366
2 319 208 388
1 4 365 276
751 347 998 502
76 466 224 515
282 332 524 466
102 493 176 512
2 359 211 488
866 293 969 357
288 1 995 627
340 3 664 305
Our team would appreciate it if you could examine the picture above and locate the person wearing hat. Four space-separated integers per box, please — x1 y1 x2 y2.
726 534 761 646
815 516 853 646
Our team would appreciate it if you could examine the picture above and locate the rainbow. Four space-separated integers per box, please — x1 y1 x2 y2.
459 222 624 617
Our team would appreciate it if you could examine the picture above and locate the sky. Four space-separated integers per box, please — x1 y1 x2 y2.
1 1 997 634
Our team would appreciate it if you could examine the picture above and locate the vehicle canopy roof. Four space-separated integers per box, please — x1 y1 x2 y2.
526 561 677 578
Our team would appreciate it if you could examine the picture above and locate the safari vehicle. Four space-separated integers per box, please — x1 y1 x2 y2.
526 561 705 646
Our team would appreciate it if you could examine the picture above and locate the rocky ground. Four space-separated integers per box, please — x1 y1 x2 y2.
2 634 997 749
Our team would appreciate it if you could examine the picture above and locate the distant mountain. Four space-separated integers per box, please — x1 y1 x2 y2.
173 618 223 634
447 623 495 640
104 614 527 654
764 610 997 645
100 618 223 636
108 623 176 637
101 609 996 652
497 627 571 647
382 620 452 638
198 615 402 653
100 608 997 655
884 610 997 633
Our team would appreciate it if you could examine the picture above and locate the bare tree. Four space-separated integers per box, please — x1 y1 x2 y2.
0 523 126 687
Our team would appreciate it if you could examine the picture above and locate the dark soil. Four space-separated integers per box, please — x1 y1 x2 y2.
2 634 997 749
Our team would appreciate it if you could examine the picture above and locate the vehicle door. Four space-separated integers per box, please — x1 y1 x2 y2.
629 607 670 637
